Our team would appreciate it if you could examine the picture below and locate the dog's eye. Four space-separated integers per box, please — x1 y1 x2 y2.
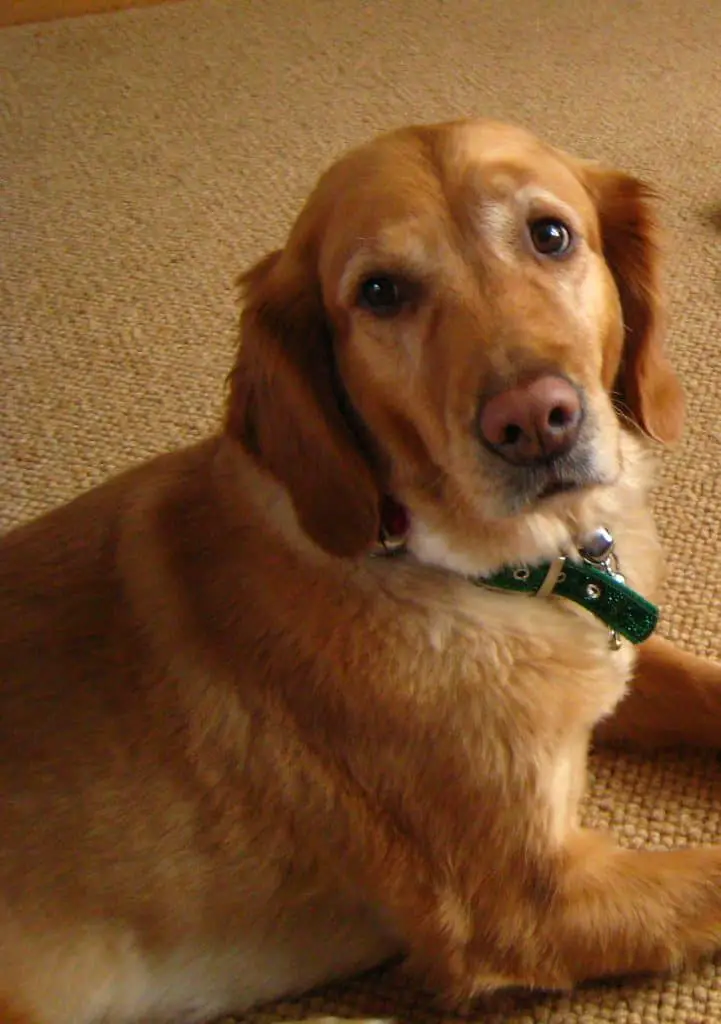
358 276 404 317
528 218 574 257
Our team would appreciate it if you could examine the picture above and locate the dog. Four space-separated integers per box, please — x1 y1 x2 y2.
1 118 720 1024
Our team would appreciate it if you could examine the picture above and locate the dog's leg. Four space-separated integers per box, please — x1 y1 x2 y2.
530 830 721 989
594 634 721 748
412 831 721 1003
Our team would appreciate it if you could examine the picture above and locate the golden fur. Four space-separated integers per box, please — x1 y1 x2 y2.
1 119 720 1024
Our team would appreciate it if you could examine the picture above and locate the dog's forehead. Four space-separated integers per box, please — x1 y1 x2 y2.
314 133 448 277
439 122 595 215
317 120 595 264
442 119 562 168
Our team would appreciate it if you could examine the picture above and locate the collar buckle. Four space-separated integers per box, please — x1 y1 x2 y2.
535 555 566 599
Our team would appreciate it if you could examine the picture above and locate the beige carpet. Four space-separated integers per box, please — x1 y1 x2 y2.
2 0 721 1020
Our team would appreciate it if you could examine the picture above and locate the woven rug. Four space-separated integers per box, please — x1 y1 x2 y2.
1 0 720 1020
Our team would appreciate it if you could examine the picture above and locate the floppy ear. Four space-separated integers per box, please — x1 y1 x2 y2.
586 167 685 443
226 248 380 557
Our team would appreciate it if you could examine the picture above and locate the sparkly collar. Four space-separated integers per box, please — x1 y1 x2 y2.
376 501 658 646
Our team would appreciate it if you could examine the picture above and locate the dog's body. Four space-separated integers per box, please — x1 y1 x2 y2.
1 120 720 1024
0 440 403 1023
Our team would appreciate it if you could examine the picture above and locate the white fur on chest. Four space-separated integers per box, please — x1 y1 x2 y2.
405 571 637 849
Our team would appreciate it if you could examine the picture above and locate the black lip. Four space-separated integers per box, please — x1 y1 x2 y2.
509 447 602 509
537 478 583 500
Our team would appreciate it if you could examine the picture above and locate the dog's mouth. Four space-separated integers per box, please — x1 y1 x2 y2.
509 450 606 511
536 477 585 500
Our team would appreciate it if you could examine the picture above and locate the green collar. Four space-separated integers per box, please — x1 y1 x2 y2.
375 507 658 647
476 554 658 645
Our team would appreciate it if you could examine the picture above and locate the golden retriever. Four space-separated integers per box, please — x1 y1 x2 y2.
1 118 720 1024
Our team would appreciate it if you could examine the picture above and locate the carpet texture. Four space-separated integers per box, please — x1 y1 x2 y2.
1 0 720 1021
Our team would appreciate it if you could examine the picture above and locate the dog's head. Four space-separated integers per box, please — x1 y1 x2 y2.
226 120 684 571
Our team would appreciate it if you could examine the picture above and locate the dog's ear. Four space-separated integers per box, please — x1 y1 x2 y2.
226 247 380 557
585 167 685 443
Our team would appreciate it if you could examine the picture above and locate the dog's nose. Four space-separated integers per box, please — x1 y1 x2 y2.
478 375 583 465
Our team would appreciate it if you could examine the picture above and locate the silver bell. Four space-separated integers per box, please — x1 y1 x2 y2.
579 526 615 563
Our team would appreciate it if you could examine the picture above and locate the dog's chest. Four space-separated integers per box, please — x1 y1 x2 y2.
419 578 635 720
414 586 635 841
